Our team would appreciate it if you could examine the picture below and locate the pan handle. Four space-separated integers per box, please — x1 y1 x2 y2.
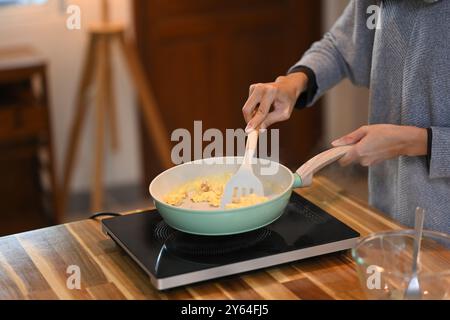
295 146 352 187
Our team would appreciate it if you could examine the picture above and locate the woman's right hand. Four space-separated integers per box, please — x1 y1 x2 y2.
242 72 308 132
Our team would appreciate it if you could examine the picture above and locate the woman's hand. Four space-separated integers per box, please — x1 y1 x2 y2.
332 124 428 167
242 72 308 131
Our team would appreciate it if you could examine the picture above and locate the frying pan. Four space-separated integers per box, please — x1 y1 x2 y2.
149 146 351 236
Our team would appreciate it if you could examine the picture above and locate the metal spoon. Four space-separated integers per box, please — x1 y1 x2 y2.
404 207 425 300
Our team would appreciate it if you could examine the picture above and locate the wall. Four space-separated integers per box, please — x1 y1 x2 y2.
0 0 141 192
321 0 370 144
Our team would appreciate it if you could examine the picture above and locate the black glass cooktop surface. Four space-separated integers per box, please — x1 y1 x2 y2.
102 193 360 290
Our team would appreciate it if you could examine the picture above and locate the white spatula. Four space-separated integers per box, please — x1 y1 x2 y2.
220 130 264 208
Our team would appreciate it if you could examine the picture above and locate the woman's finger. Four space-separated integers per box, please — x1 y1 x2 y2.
260 108 291 129
242 86 264 123
246 88 276 131
332 126 368 147
338 146 358 167
249 83 257 97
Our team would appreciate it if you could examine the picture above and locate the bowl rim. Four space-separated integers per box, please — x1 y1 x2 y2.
148 156 295 214
352 229 450 278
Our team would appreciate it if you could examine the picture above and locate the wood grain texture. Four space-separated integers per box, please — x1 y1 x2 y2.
0 177 408 300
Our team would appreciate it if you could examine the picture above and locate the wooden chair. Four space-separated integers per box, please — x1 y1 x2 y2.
0 46 61 224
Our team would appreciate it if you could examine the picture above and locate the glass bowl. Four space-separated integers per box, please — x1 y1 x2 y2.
352 229 450 300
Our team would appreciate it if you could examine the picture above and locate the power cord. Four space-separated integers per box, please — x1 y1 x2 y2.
89 212 122 220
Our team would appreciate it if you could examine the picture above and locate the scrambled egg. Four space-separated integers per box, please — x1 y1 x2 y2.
163 173 268 209
225 193 269 209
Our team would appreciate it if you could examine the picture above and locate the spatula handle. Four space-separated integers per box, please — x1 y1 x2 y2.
243 130 259 166
246 130 259 152
296 146 352 187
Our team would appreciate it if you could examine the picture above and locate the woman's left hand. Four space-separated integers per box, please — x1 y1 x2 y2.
332 124 428 167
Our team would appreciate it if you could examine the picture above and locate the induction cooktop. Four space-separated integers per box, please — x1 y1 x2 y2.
102 193 360 290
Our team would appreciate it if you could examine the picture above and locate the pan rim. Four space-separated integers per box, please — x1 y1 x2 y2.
149 156 295 213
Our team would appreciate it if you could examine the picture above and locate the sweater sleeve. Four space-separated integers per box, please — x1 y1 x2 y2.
289 66 318 109
288 0 377 106
429 127 450 179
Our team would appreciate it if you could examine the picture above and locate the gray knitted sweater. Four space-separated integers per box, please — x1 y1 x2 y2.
290 0 450 233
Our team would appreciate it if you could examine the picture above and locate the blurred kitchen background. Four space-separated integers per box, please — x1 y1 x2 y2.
0 0 369 236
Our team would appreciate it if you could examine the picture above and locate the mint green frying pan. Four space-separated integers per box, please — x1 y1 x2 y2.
149 146 350 236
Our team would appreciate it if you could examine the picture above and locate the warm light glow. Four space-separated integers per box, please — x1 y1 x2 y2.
0 0 47 6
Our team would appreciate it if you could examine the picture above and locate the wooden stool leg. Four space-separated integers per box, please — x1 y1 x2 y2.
61 35 98 213
116 33 173 169
104 35 119 152
91 35 108 212
41 68 62 224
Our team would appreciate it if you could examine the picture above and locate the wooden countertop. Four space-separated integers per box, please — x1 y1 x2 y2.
0 177 404 300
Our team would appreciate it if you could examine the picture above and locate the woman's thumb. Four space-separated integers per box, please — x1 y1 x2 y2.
332 126 368 147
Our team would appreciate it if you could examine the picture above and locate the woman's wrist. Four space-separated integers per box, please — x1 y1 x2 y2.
285 72 308 99
401 126 428 157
